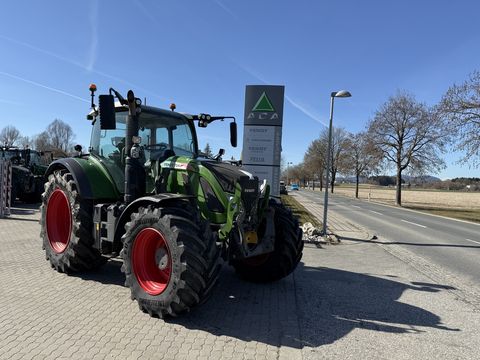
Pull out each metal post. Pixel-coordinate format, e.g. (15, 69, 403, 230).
(322, 95, 335, 235)
(0, 159, 4, 218)
(287, 161, 293, 185)
(0, 158, 12, 217)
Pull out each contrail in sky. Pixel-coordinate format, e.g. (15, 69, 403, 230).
(133, 0, 157, 24)
(212, 0, 239, 20)
(0, 98, 22, 106)
(284, 95, 328, 127)
(0, 34, 84, 69)
(0, 71, 88, 103)
(86, 0, 99, 72)
(0, 34, 165, 101)
(235, 61, 328, 127)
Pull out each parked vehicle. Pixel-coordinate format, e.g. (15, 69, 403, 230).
(0, 147, 48, 203)
(290, 183, 299, 191)
(40, 85, 304, 318)
(280, 181, 288, 194)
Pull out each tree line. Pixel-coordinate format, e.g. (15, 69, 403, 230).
(0, 119, 75, 154)
(284, 70, 480, 206)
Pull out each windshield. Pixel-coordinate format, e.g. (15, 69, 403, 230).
(1, 150, 19, 160)
(90, 110, 197, 159)
(1, 149, 47, 165)
(89, 109, 197, 191)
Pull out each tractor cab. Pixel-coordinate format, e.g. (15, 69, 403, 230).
(88, 104, 200, 193)
(89, 104, 199, 161)
(87, 87, 237, 199)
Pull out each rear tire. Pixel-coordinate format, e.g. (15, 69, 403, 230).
(40, 171, 105, 273)
(233, 201, 303, 282)
(121, 202, 221, 318)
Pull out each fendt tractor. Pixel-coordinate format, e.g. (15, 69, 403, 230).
(40, 85, 303, 318)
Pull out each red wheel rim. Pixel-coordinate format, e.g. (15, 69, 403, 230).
(132, 228, 172, 295)
(46, 189, 72, 254)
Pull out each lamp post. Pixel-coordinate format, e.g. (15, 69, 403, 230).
(322, 90, 351, 235)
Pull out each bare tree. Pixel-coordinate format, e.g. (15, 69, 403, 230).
(47, 119, 74, 152)
(19, 136, 33, 149)
(325, 127, 351, 193)
(303, 138, 326, 191)
(368, 92, 448, 206)
(203, 143, 213, 157)
(289, 164, 304, 185)
(439, 70, 480, 167)
(34, 131, 51, 152)
(0, 125, 21, 147)
(347, 132, 381, 198)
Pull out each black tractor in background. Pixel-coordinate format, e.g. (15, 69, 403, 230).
(0, 147, 49, 203)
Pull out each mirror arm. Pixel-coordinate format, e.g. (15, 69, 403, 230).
(109, 87, 128, 105)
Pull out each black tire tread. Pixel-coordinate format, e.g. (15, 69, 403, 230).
(40, 171, 105, 273)
(233, 201, 303, 283)
(121, 202, 221, 318)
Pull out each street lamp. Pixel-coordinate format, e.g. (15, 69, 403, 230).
(322, 90, 351, 235)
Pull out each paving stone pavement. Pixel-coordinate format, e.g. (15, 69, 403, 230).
(0, 204, 302, 360)
(1, 203, 479, 359)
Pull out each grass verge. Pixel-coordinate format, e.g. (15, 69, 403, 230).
(404, 206, 480, 223)
(281, 194, 322, 227)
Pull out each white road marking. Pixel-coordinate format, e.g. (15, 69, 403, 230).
(352, 205, 361, 209)
(369, 210, 383, 215)
(401, 219, 427, 228)
(466, 238, 480, 245)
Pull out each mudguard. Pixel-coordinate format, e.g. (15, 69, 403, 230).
(112, 193, 193, 252)
(45, 157, 119, 200)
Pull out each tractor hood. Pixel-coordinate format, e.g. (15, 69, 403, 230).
(200, 160, 256, 194)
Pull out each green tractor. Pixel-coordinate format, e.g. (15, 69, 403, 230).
(1, 146, 48, 203)
(40, 85, 303, 318)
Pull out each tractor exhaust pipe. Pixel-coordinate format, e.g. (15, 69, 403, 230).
(124, 90, 145, 204)
(125, 90, 138, 157)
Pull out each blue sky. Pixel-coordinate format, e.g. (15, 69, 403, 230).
(0, 0, 479, 179)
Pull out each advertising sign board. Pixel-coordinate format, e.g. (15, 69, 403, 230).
(242, 85, 284, 196)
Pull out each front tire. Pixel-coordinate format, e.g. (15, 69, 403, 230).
(121, 202, 221, 318)
(233, 201, 303, 282)
(40, 171, 104, 272)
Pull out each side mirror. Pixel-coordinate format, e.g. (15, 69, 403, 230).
(230, 122, 237, 147)
(74, 144, 82, 152)
(213, 148, 225, 161)
(98, 94, 116, 130)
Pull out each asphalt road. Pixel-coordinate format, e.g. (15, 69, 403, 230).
(297, 189, 480, 287)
